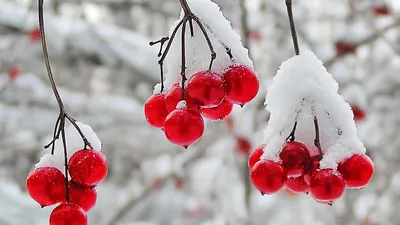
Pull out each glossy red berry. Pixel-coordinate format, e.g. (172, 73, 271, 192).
(250, 160, 286, 195)
(223, 65, 259, 105)
(304, 156, 321, 185)
(200, 99, 233, 120)
(335, 41, 357, 55)
(286, 176, 309, 193)
(28, 28, 41, 43)
(165, 84, 198, 112)
(8, 66, 21, 81)
(279, 142, 311, 178)
(310, 169, 345, 202)
(144, 94, 169, 128)
(186, 71, 226, 108)
(236, 137, 252, 155)
(50, 203, 87, 225)
(26, 167, 66, 207)
(68, 149, 108, 186)
(248, 145, 265, 169)
(338, 154, 374, 189)
(351, 105, 366, 121)
(63, 181, 97, 212)
(164, 109, 204, 148)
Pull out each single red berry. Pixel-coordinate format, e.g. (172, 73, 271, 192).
(144, 94, 169, 128)
(26, 167, 66, 207)
(373, 5, 390, 16)
(310, 169, 345, 202)
(200, 99, 233, 120)
(68, 149, 108, 186)
(223, 65, 259, 105)
(351, 105, 366, 121)
(28, 28, 41, 43)
(62, 181, 97, 212)
(279, 141, 311, 178)
(164, 109, 204, 148)
(49, 203, 87, 225)
(335, 41, 357, 55)
(338, 154, 374, 189)
(8, 66, 21, 81)
(250, 160, 286, 195)
(165, 84, 198, 112)
(286, 176, 309, 193)
(236, 137, 252, 155)
(248, 145, 265, 169)
(186, 71, 226, 108)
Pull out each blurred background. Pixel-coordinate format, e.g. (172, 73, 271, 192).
(0, 0, 400, 224)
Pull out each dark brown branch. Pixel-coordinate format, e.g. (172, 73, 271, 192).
(285, 0, 300, 55)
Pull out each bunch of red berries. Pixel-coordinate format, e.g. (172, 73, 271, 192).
(249, 141, 374, 204)
(26, 149, 108, 225)
(144, 65, 259, 148)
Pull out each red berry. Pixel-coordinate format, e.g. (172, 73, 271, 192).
(68, 149, 108, 186)
(236, 137, 252, 155)
(200, 99, 233, 120)
(286, 176, 309, 193)
(186, 71, 226, 108)
(28, 28, 41, 43)
(248, 145, 265, 169)
(50, 203, 87, 225)
(250, 160, 286, 195)
(304, 156, 321, 185)
(63, 181, 97, 212)
(310, 169, 345, 202)
(338, 154, 374, 189)
(373, 5, 390, 16)
(335, 41, 357, 55)
(8, 66, 21, 81)
(26, 167, 66, 207)
(144, 94, 169, 128)
(223, 65, 259, 105)
(164, 109, 204, 148)
(279, 142, 311, 178)
(351, 105, 366, 121)
(165, 84, 198, 112)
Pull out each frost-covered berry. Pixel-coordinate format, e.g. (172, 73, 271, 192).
(223, 65, 259, 105)
(186, 71, 226, 108)
(62, 181, 97, 212)
(310, 169, 345, 202)
(200, 99, 233, 120)
(248, 145, 265, 169)
(50, 203, 87, 225)
(279, 141, 311, 178)
(165, 84, 198, 112)
(68, 149, 108, 187)
(164, 108, 204, 148)
(250, 160, 287, 195)
(286, 176, 309, 193)
(338, 154, 374, 189)
(144, 94, 169, 128)
(26, 167, 66, 207)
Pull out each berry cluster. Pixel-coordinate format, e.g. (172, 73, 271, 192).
(145, 65, 258, 148)
(26, 149, 108, 225)
(249, 141, 374, 204)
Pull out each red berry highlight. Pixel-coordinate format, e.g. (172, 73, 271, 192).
(200, 99, 233, 120)
(26, 167, 66, 207)
(144, 94, 169, 128)
(279, 141, 311, 178)
(310, 169, 345, 202)
(338, 154, 374, 189)
(68, 149, 108, 186)
(164, 109, 204, 148)
(49, 203, 87, 225)
(250, 160, 286, 195)
(223, 65, 259, 105)
(186, 71, 226, 108)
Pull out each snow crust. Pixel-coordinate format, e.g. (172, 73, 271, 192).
(35, 122, 101, 172)
(160, 0, 253, 90)
(261, 50, 366, 169)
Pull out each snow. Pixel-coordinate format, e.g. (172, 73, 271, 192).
(35, 122, 101, 172)
(161, 0, 254, 89)
(176, 100, 187, 109)
(261, 50, 366, 169)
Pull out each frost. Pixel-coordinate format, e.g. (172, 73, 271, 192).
(261, 50, 366, 168)
(176, 100, 187, 109)
(163, 0, 253, 89)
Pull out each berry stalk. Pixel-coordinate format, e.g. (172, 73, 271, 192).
(285, 0, 300, 55)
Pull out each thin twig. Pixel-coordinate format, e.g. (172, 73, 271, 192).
(313, 117, 323, 160)
(285, 0, 300, 55)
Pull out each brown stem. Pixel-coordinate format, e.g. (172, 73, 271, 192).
(285, 0, 300, 55)
(179, 0, 192, 15)
(313, 117, 323, 159)
(181, 20, 187, 101)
